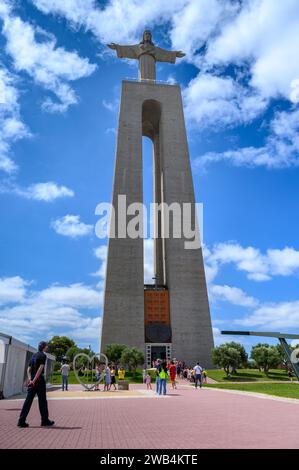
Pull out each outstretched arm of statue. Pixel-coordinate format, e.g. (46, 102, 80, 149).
(155, 46, 185, 64)
(107, 43, 138, 60)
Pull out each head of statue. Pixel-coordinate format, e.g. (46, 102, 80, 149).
(141, 30, 153, 45)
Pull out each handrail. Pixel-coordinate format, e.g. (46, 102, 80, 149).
(124, 77, 177, 86)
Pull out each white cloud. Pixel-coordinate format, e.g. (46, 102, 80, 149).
(290, 79, 299, 104)
(102, 99, 119, 113)
(0, 275, 102, 346)
(196, 107, 299, 168)
(0, 74, 5, 103)
(204, 0, 299, 102)
(51, 215, 93, 238)
(180, 0, 299, 136)
(0, 0, 96, 175)
(204, 241, 299, 333)
(70, 316, 101, 342)
(144, 238, 154, 284)
(202, 245, 218, 283)
(236, 300, 299, 330)
(25, 182, 74, 201)
(210, 284, 258, 308)
(204, 241, 299, 282)
(0, 181, 75, 201)
(38, 283, 101, 308)
(183, 73, 267, 129)
(92, 245, 107, 278)
(30, 0, 186, 44)
(0, 0, 96, 113)
(0, 276, 29, 305)
(0, 65, 30, 173)
(212, 327, 243, 346)
(29, 0, 299, 129)
(267, 247, 299, 276)
(170, 0, 237, 59)
(205, 242, 270, 282)
(94, 245, 107, 260)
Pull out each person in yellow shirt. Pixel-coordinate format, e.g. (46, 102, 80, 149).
(118, 367, 125, 380)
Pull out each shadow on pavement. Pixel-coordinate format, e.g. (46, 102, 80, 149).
(29, 426, 82, 430)
(4, 408, 22, 411)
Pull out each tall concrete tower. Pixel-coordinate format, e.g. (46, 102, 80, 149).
(101, 30, 214, 367)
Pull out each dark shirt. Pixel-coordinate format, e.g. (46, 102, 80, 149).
(29, 351, 47, 380)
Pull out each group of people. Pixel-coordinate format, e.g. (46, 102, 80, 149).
(147, 359, 207, 395)
(95, 364, 126, 391)
(61, 357, 207, 396)
(180, 364, 208, 386)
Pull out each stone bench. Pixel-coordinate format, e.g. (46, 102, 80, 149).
(118, 380, 129, 390)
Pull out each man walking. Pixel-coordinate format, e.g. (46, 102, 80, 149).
(193, 362, 203, 389)
(61, 361, 70, 391)
(18, 341, 55, 428)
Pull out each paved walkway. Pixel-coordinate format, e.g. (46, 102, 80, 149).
(1, 382, 299, 449)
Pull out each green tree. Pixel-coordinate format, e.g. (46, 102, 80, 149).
(251, 343, 281, 374)
(223, 342, 248, 371)
(212, 344, 242, 377)
(104, 343, 127, 366)
(120, 347, 144, 377)
(47, 336, 76, 362)
(65, 346, 82, 368)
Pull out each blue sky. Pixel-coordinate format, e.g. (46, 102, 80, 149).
(1, 0, 299, 354)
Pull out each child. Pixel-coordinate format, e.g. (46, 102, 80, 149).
(146, 372, 152, 390)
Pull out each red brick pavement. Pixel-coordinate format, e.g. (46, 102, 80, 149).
(1, 383, 299, 449)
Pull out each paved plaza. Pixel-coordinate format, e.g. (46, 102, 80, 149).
(1, 382, 299, 449)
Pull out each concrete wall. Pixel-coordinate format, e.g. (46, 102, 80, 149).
(3, 339, 28, 398)
(0, 333, 55, 398)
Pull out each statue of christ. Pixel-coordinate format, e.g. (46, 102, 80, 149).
(108, 30, 185, 80)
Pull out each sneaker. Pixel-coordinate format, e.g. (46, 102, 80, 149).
(17, 421, 29, 428)
(41, 420, 55, 427)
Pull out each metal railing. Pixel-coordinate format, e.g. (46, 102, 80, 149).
(124, 77, 177, 86)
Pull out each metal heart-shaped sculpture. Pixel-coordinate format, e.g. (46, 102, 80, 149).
(73, 352, 108, 391)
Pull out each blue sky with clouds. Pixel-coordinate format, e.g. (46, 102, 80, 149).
(1, 0, 299, 353)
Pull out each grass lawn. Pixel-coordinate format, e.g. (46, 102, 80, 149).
(205, 382, 299, 400)
(207, 368, 291, 382)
